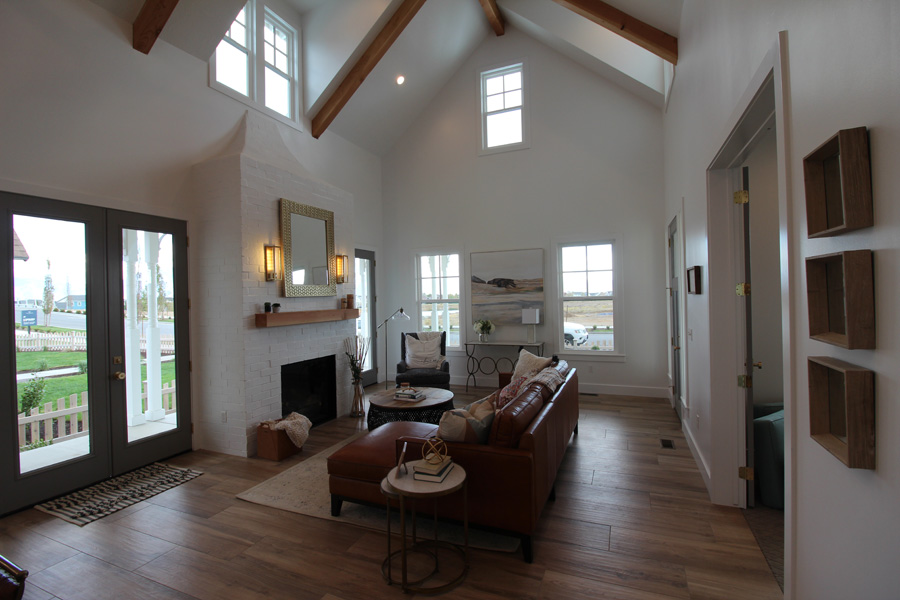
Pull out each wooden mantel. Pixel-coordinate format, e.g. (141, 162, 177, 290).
(255, 308, 360, 328)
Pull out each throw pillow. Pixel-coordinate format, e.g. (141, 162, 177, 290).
(437, 397, 495, 444)
(405, 334, 443, 369)
(512, 348, 552, 380)
(492, 376, 528, 410)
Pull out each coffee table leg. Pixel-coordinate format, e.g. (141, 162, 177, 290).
(400, 494, 407, 590)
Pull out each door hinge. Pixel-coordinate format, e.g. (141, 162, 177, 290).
(736, 283, 751, 296)
(733, 190, 749, 204)
(738, 466, 755, 480)
(738, 374, 752, 388)
(668, 238, 672, 248)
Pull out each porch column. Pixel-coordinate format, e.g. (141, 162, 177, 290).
(143, 231, 165, 421)
(123, 229, 145, 427)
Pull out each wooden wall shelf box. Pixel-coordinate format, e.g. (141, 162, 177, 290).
(805, 250, 874, 349)
(808, 356, 875, 469)
(255, 308, 360, 328)
(803, 126, 873, 238)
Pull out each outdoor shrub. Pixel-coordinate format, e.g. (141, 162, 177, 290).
(20, 377, 47, 414)
(20, 438, 53, 452)
(78, 360, 88, 374)
(37, 358, 50, 371)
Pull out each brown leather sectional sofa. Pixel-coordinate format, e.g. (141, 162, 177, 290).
(327, 364, 579, 562)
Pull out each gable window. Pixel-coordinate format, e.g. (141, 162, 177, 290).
(559, 242, 619, 354)
(211, 1, 299, 125)
(480, 63, 529, 154)
(417, 253, 461, 348)
(214, 5, 250, 95)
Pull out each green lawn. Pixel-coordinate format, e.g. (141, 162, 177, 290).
(17, 360, 177, 413)
(16, 351, 86, 372)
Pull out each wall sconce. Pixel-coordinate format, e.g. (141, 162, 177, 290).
(522, 308, 540, 344)
(264, 245, 282, 281)
(335, 254, 348, 284)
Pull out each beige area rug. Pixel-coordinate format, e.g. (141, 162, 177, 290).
(237, 433, 519, 552)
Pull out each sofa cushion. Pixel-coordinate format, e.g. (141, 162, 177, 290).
(523, 365, 565, 396)
(493, 376, 528, 409)
(512, 349, 552, 380)
(489, 384, 546, 448)
(438, 397, 495, 443)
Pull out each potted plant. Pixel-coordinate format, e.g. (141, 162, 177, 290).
(473, 319, 495, 342)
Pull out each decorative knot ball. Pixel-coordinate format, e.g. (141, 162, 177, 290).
(422, 438, 448, 464)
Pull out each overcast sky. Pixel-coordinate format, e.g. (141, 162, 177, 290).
(13, 215, 174, 302)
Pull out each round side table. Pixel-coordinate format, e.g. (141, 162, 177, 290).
(382, 460, 468, 594)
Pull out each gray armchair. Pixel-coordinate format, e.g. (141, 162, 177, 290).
(395, 331, 451, 390)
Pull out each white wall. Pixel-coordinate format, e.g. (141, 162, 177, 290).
(381, 28, 668, 396)
(0, 0, 383, 453)
(665, 1, 900, 597)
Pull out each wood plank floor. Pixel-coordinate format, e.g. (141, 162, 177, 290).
(1, 385, 783, 599)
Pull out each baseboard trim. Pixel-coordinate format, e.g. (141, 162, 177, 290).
(579, 383, 670, 398)
(683, 422, 712, 489)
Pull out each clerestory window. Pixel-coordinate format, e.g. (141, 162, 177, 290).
(211, 1, 299, 125)
(480, 63, 530, 154)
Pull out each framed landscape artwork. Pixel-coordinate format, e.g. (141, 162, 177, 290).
(470, 249, 544, 325)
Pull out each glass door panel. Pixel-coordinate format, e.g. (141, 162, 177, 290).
(13, 215, 92, 473)
(107, 211, 191, 475)
(121, 229, 178, 443)
(355, 249, 376, 386)
(1, 192, 110, 515)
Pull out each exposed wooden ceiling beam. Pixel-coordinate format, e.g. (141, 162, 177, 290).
(478, 0, 505, 36)
(133, 0, 180, 54)
(553, 0, 678, 64)
(312, 0, 427, 139)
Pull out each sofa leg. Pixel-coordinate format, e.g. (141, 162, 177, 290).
(574, 423, 579, 436)
(549, 485, 556, 502)
(330, 495, 343, 517)
(521, 536, 534, 563)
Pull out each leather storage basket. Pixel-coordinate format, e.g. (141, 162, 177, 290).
(257, 421, 299, 461)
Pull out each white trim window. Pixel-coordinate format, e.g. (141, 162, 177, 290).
(480, 63, 529, 154)
(214, 4, 251, 96)
(559, 242, 619, 353)
(211, 1, 299, 125)
(417, 253, 461, 349)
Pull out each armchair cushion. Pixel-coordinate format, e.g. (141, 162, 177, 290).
(404, 333, 444, 369)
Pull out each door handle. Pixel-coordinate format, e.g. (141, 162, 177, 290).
(673, 346, 680, 351)
(752, 362, 763, 370)
(111, 371, 126, 380)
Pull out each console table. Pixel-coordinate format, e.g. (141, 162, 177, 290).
(464, 342, 545, 390)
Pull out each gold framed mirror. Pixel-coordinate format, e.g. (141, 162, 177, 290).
(280, 199, 336, 297)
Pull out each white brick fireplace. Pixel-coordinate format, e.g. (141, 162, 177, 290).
(189, 112, 356, 457)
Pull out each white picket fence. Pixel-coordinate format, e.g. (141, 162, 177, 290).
(15, 331, 175, 355)
(18, 379, 177, 450)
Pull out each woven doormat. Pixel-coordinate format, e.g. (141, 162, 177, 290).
(35, 463, 203, 526)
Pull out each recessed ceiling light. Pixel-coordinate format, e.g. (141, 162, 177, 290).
(396, 75, 405, 85)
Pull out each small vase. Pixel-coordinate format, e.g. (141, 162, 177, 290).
(478, 333, 488, 342)
(350, 380, 365, 417)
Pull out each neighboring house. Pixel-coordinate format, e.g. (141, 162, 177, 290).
(0, 1, 897, 597)
(54, 295, 86, 311)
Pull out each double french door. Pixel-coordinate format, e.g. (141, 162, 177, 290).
(1, 192, 191, 515)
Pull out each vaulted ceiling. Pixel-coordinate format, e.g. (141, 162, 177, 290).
(88, 0, 682, 155)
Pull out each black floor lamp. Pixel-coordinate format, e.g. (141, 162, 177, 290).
(377, 307, 411, 389)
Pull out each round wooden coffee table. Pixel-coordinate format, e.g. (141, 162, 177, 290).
(366, 387, 455, 430)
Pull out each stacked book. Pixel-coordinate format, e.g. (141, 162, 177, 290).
(413, 455, 454, 483)
(394, 388, 425, 401)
